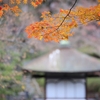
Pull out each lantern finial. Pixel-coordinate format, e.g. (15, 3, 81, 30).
(60, 40, 70, 48)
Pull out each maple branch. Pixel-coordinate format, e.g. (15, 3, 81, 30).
(52, 0, 78, 33)
(58, 0, 78, 28)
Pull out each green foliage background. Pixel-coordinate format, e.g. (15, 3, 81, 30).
(0, 42, 23, 95)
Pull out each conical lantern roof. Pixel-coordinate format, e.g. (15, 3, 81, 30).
(23, 45, 100, 73)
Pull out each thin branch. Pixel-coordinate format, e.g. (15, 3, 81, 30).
(51, 0, 78, 33)
(0, 38, 15, 42)
(0, 38, 24, 44)
(57, 0, 78, 29)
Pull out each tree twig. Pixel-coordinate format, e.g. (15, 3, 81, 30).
(51, 0, 78, 33)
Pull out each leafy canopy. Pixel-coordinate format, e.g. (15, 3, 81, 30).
(0, 0, 43, 16)
(0, 0, 100, 42)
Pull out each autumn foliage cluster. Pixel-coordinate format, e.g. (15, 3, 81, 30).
(0, 0, 43, 16)
(1, 0, 100, 42)
(25, 0, 100, 42)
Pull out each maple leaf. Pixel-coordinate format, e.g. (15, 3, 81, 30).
(0, 0, 100, 42)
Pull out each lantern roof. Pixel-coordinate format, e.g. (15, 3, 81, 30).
(23, 47, 100, 73)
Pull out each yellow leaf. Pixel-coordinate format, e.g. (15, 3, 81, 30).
(0, 10, 3, 17)
(22, 85, 25, 90)
(39, 35, 43, 40)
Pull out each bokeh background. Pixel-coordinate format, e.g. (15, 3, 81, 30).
(0, 0, 100, 100)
